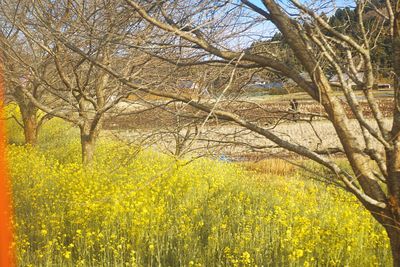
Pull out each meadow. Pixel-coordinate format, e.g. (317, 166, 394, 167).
(6, 107, 392, 266)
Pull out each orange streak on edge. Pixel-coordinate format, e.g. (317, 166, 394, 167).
(0, 56, 15, 266)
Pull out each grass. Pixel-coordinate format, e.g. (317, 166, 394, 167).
(240, 158, 297, 177)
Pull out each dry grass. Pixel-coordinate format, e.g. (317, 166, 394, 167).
(240, 158, 297, 176)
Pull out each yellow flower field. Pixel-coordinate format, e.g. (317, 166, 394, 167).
(8, 142, 391, 266)
(5, 108, 391, 266)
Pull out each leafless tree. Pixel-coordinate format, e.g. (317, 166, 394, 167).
(0, 0, 163, 164)
(0, 11, 54, 145)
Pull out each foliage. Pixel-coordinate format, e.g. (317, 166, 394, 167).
(254, 7, 392, 79)
(9, 142, 391, 266)
(328, 7, 391, 73)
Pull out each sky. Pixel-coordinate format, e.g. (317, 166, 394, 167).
(233, 0, 356, 48)
(227, 0, 357, 50)
(250, 0, 355, 9)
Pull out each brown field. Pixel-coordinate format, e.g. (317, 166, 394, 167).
(104, 93, 394, 161)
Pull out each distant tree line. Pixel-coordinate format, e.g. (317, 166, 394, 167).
(251, 5, 392, 80)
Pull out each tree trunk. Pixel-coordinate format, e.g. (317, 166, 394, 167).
(80, 131, 95, 165)
(386, 226, 400, 267)
(14, 88, 40, 146)
(19, 104, 38, 146)
(79, 119, 102, 165)
(22, 113, 37, 145)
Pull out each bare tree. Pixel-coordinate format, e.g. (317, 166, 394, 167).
(0, 13, 53, 145)
(39, 0, 400, 264)
(0, 0, 160, 164)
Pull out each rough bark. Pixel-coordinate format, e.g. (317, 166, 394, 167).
(20, 106, 38, 145)
(79, 117, 103, 165)
(80, 130, 95, 165)
(386, 226, 400, 267)
(14, 90, 39, 146)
